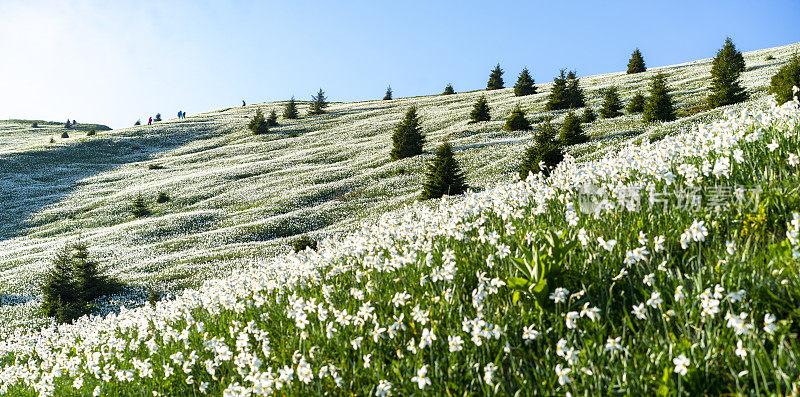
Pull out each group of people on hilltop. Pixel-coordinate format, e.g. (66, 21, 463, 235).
(177, 110, 186, 119)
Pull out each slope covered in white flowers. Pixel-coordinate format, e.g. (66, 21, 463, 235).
(2, 86, 800, 395)
(1, 43, 800, 395)
(2, 43, 797, 332)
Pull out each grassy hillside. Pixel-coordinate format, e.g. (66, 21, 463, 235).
(1, 68, 800, 396)
(0, 43, 797, 336)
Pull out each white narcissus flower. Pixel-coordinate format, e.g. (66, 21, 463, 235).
(673, 354, 690, 376)
(555, 364, 572, 386)
(632, 303, 647, 320)
(764, 313, 777, 334)
(411, 365, 431, 390)
(735, 340, 747, 359)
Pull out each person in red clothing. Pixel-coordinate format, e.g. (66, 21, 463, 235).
(148, 117, 152, 125)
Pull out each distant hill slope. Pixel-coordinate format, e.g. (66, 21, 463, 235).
(0, 42, 797, 329)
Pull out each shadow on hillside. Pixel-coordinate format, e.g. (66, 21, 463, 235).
(0, 294, 34, 307)
(0, 121, 221, 241)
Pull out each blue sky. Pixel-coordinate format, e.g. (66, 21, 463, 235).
(0, 0, 798, 129)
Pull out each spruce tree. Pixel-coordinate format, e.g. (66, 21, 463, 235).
(72, 242, 106, 303)
(708, 37, 748, 108)
(559, 111, 588, 146)
(582, 107, 596, 123)
(514, 68, 537, 96)
(390, 107, 426, 160)
(266, 110, 279, 126)
(248, 109, 269, 135)
(420, 142, 468, 200)
(283, 97, 299, 119)
(519, 120, 563, 180)
(469, 96, 491, 123)
(545, 70, 569, 111)
(442, 83, 455, 95)
(769, 54, 800, 104)
(505, 105, 531, 131)
(566, 71, 586, 108)
(308, 88, 328, 115)
(41, 245, 79, 322)
(599, 86, 623, 118)
(627, 49, 647, 74)
(131, 194, 150, 217)
(383, 86, 393, 100)
(627, 92, 645, 113)
(643, 73, 676, 122)
(487, 64, 505, 90)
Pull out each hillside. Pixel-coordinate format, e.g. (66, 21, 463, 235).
(1, 42, 800, 395)
(0, 43, 797, 333)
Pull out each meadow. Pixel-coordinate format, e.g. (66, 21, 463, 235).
(0, 42, 799, 395)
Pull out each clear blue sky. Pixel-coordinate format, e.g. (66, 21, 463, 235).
(1, 0, 798, 129)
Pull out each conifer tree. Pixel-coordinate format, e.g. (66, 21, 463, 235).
(420, 142, 468, 200)
(308, 89, 328, 115)
(582, 106, 596, 123)
(708, 37, 748, 108)
(442, 84, 455, 95)
(41, 245, 79, 322)
(643, 73, 676, 122)
(559, 111, 588, 146)
(599, 87, 623, 118)
(390, 107, 426, 160)
(487, 64, 504, 90)
(769, 54, 800, 104)
(566, 71, 586, 108)
(627, 49, 647, 74)
(545, 70, 569, 111)
(469, 96, 491, 123)
(383, 86, 393, 100)
(505, 105, 531, 131)
(519, 120, 563, 180)
(131, 194, 150, 217)
(248, 108, 270, 135)
(72, 242, 106, 303)
(283, 97, 299, 119)
(266, 110, 279, 126)
(627, 92, 645, 113)
(514, 68, 537, 96)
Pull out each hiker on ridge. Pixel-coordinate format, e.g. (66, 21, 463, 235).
(148, 117, 152, 125)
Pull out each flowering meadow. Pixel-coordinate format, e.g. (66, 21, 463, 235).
(1, 44, 800, 395)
